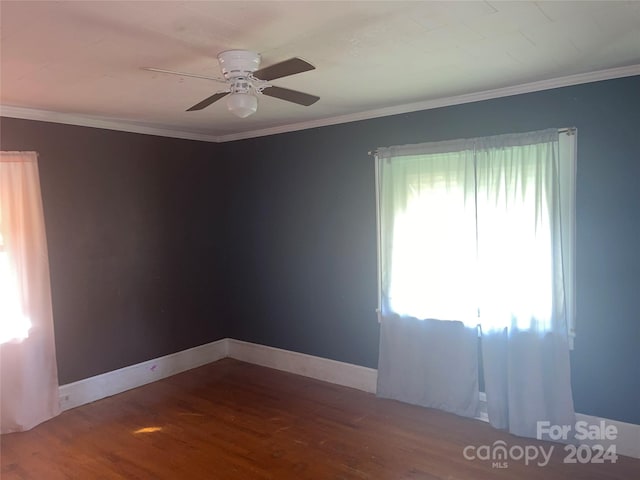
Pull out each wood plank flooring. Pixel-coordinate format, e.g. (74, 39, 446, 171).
(2, 358, 639, 479)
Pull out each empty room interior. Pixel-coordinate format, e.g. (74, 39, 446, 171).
(1, 1, 639, 479)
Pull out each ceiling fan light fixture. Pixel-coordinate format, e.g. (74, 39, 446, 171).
(226, 92, 258, 118)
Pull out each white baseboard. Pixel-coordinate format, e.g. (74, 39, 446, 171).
(57, 337, 638, 459)
(58, 339, 227, 411)
(58, 338, 376, 412)
(226, 339, 378, 394)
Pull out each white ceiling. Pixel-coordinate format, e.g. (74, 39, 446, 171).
(1, 1, 640, 142)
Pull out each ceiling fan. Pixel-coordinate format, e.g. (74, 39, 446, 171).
(143, 50, 320, 118)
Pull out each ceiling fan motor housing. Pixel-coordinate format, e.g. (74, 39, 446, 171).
(218, 50, 261, 79)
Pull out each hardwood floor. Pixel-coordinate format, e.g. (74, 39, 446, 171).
(2, 358, 638, 479)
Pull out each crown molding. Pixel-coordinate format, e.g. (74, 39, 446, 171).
(2, 64, 639, 144)
(0, 105, 221, 143)
(215, 64, 640, 142)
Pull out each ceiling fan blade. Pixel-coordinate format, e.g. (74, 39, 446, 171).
(253, 58, 315, 81)
(143, 67, 227, 84)
(186, 92, 229, 112)
(261, 86, 320, 106)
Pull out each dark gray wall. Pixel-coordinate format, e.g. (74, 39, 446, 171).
(219, 132, 379, 367)
(0, 119, 230, 384)
(221, 75, 640, 425)
(1, 74, 638, 425)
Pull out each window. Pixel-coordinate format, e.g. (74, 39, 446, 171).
(0, 232, 32, 343)
(376, 129, 576, 342)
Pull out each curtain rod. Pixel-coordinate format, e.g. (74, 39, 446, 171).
(0, 151, 39, 162)
(368, 127, 576, 156)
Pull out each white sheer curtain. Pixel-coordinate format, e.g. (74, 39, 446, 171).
(474, 132, 574, 438)
(474, 131, 563, 333)
(380, 144, 478, 324)
(1, 151, 60, 433)
(376, 139, 481, 417)
(376, 129, 575, 438)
